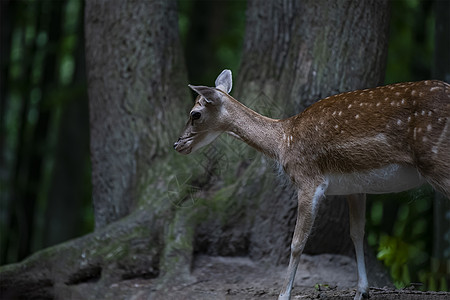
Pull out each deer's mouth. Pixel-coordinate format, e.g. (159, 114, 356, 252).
(173, 137, 193, 154)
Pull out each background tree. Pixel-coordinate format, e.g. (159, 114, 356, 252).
(85, 0, 189, 229)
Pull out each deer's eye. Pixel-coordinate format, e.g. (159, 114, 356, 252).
(191, 111, 201, 120)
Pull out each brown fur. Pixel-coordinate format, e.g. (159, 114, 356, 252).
(279, 80, 450, 196)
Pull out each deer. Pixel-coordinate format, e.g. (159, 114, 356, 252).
(173, 69, 450, 300)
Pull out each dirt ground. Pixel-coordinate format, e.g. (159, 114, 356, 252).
(80, 254, 449, 300)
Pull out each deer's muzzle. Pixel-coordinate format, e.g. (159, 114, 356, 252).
(173, 137, 193, 154)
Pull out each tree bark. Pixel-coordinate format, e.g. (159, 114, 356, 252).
(85, 0, 190, 229)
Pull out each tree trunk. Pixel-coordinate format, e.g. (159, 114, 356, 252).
(85, 0, 190, 229)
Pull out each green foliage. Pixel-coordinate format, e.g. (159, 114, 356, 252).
(418, 258, 450, 292)
(367, 185, 448, 291)
(377, 235, 420, 288)
(385, 0, 434, 83)
(314, 283, 330, 291)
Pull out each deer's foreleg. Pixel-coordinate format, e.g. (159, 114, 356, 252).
(278, 182, 327, 300)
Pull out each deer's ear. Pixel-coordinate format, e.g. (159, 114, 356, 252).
(215, 69, 232, 93)
(189, 85, 224, 105)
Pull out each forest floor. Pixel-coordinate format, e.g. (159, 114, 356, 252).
(84, 254, 449, 300)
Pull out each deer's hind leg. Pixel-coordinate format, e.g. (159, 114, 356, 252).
(419, 118, 450, 198)
(347, 194, 369, 300)
(418, 154, 450, 199)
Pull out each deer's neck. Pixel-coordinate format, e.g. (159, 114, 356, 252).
(225, 99, 284, 159)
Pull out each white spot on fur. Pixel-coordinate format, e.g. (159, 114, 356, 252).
(355, 114, 360, 119)
(286, 135, 293, 147)
(376, 133, 387, 142)
(435, 120, 449, 153)
(397, 120, 402, 126)
(427, 124, 432, 131)
(430, 86, 440, 92)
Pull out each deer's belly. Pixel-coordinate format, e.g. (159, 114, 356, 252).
(324, 164, 426, 195)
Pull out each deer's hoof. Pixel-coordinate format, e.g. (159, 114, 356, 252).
(354, 290, 369, 300)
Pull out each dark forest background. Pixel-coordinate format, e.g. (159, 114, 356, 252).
(1, 0, 449, 293)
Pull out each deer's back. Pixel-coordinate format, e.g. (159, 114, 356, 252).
(282, 80, 450, 184)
